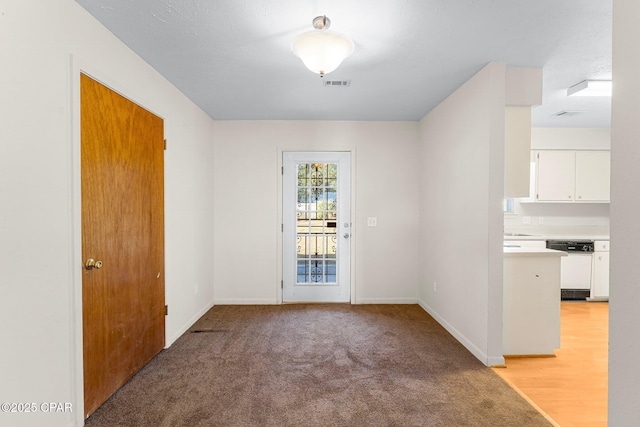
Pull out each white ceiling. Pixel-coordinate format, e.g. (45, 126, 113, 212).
(75, 0, 612, 127)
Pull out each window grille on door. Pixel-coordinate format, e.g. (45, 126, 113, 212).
(296, 163, 338, 284)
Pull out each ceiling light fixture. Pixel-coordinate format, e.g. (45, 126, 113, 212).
(567, 80, 612, 97)
(291, 16, 354, 77)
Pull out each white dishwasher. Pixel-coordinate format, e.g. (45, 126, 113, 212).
(546, 240, 594, 300)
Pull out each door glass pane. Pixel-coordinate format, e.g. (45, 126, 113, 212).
(297, 164, 309, 187)
(296, 235, 308, 258)
(326, 164, 337, 186)
(298, 188, 310, 205)
(295, 162, 338, 285)
(325, 260, 336, 282)
(296, 218, 311, 234)
(297, 260, 309, 283)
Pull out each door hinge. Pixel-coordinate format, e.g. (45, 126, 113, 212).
(165, 305, 168, 315)
(281, 223, 284, 232)
(281, 166, 284, 175)
(164, 139, 167, 150)
(536, 152, 539, 159)
(281, 280, 283, 289)
(536, 194, 539, 200)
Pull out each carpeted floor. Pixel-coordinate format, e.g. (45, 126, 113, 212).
(85, 304, 552, 427)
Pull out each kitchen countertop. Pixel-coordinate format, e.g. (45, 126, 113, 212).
(503, 234, 610, 241)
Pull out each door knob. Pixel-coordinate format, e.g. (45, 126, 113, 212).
(85, 258, 103, 270)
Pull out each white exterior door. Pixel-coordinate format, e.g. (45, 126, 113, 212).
(283, 152, 351, 302)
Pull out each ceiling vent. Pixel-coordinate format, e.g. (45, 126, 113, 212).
(553, 110, 584, 117)
(323, 79, 351, 87)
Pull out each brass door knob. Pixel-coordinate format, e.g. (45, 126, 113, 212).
(85, 259, 103, 270)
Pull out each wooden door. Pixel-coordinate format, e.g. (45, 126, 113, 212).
(81, 74, 165, 417)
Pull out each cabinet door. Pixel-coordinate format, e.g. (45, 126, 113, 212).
(536, 151, 575, 201)
(575, 151, 610, 202)
(592, 252, 610, 298)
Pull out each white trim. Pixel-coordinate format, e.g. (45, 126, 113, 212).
(69, 55, 170, 424)
(417, 299, 505, 367)
(213, 298, 280, 305)
(356, 298, 419, 304)
(349, 148, 357, 304)
(166, 299, 216, 346)
(276, 146, 284, 304)
(69, 53, 85, 426)
(281, 150, 353, 303)
(277, 146, 357, 305)
(487, 354, 506, 367)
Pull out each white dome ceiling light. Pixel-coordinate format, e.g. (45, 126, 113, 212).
(291, 16, 354, 77)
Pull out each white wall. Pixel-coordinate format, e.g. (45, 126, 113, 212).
(531, 127, 611, 150)
(5, 0, 635, 423)
(417, 63, 506, 366)
(610, 0, 640, 423)
(212, 121, 420, 304)
(0, 1, 215, 425)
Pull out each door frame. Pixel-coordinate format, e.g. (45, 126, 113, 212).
(276, 147, 357, 304)
(69, 56, 166, 424)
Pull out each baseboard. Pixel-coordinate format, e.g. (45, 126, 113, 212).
(417, 299, 505, 367)
(213, 298, 279, 305)
(355, 297, 418, 304)
(166, 299, 216, 347)
(487, 355, 506, 367)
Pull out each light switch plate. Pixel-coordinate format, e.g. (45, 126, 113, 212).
(367, 217, 377, 227)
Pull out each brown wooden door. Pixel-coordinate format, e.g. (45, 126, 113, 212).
(80, 74, 165, 417)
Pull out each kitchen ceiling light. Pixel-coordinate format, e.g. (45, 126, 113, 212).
(291, 16, 354, 77)
(567, 80, 612, 97)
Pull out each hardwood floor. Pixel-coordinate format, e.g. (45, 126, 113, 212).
(493, 301, 609, 427)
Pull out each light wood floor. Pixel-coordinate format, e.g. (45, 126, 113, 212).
(493, 302, 609, 427)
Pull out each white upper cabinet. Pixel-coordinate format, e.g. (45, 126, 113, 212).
(575, 151, 611, 202)
(536, 151, 576, 201)
(535, 150, 610, 202)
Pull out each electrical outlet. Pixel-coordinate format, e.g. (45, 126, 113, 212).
(367, 217, 378, 227)
(433, 281, 437, 292)
(523, 216, 531, 224)
(538, 217, 544, 225)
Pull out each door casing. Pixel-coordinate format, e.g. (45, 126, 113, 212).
(70, 59, 167, 423)
(278, 149, 356, 304)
